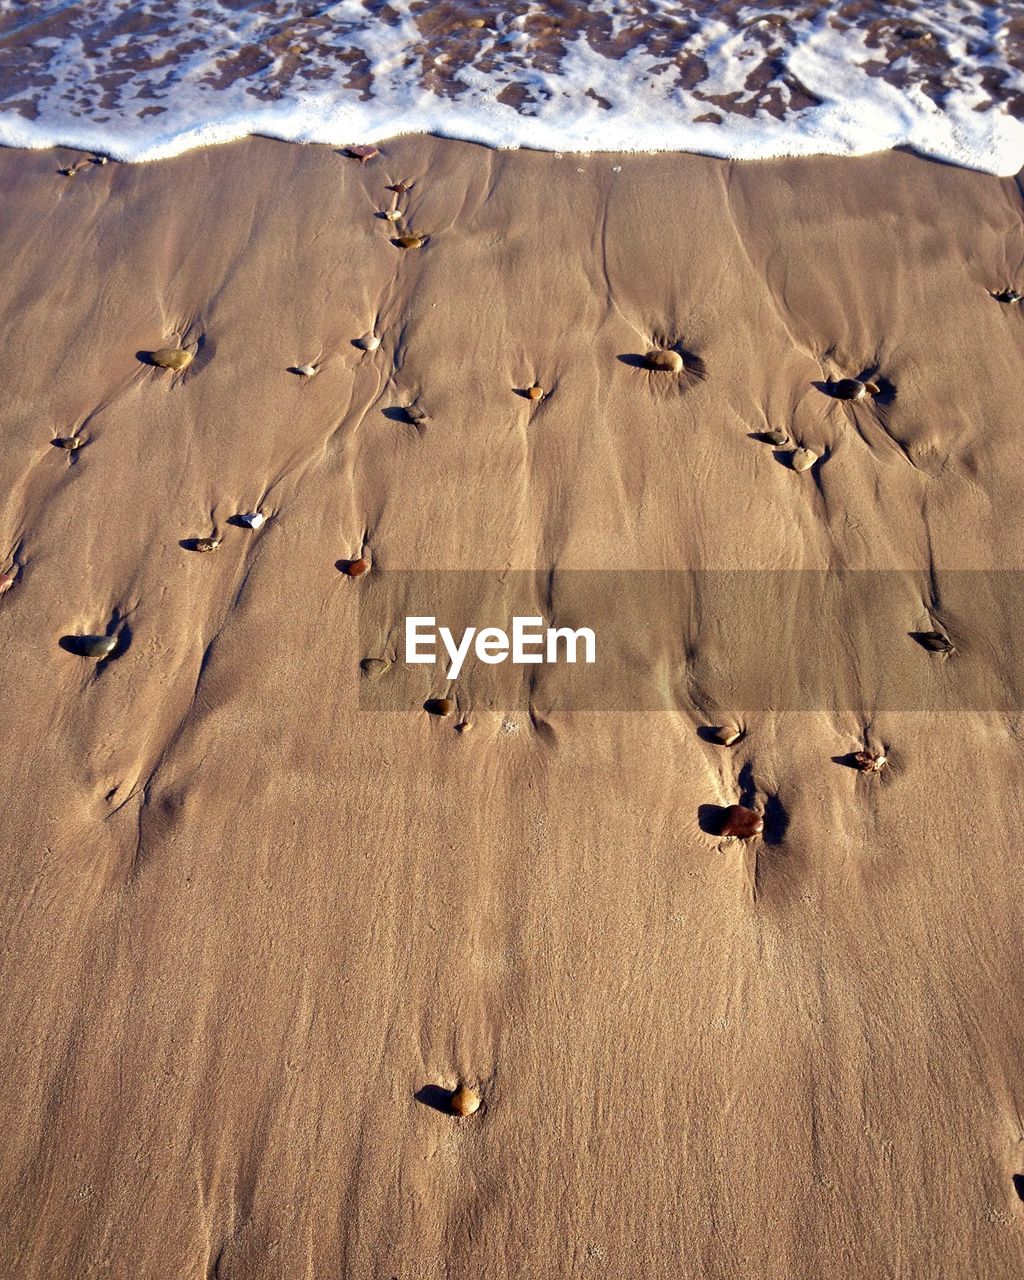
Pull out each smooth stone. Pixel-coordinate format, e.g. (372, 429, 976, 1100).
(719, 805, 763, 839)
(917, 630, 954, 654)
(396, 234, 425, 249)
(149, 348, 193, 371)
(711, 723, 743, 746)
(346, 144, 379, 162)
(346, 557, 371, 578)
(357, 334, 380, 351)
(0, 569, 17, 596)
(193, 537, 220, 553)
(239, 512, 265, 530)
(389, 180, 413, 193)
(646, 349, 684, 373)
(853, 750, 887, 772)
(425, 697, 455, 717)
(830, 377, 879, 401)
(790, 447, 818, 472)
(383, 209, 402, 222)
(53, 436, 83, 450)
(449, 1083, 481, 1117)
(527, 384, 544, 401)
(763, 429, 789, 446)
(294, 363, 318, 377)
(69, 634, 116, 659)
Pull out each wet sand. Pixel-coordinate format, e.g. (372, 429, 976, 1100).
(1, 136, 1024, 1278)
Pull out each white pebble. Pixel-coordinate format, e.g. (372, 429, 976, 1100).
(240, 512, 266, 530)
(358, 334, 380, 351)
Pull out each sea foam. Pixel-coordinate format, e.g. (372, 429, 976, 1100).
(0, 1, 1021, 174)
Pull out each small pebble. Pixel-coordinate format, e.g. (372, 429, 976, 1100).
(790, 447, 819, 472)
(238, 512, 265, 530)
(449, 1083, 481, 1117)
(710, 723, 743, 746)
(853, 750, 887, 773)
(346, 144, 379, 162)
(646, 349, 684, 373)
(719, 805, 763, 839)
(917, 630, 954, 654)
(763, 429, 789, 446)
(357, 334, 380, 351)
(53, 435, 83, 451)
(455, 720, 473, 733)
(994, 288, 1022, 303)
(92, 155, 108, 165)
(383, 208, 402, 222)
(389, 180, 413, 193)
(68, 634, 117, 659)
(149, 347, 193, 371)
(830, 377, 877, 401)
(345, 557, 371, 578)
(294, 363, 318, 378)
(527, 384, 544, 401)
(396, 234, 425, 249)
(426, 697, 455, 717)
(193, 537, 220, 553)
(0, 568, 17, 596)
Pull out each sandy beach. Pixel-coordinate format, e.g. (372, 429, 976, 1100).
(1, 134, 1024, 1277)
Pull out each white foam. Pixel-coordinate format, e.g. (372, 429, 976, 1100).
(0, 1, 1021, 174)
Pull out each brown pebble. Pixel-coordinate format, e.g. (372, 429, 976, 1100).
(346, 557, 371, 578)
(396, 234, 425, 249)
(426, 697, 455, 717)
(149, 347, 193, 371)
(193, 537, 220, 553)
(389, 180, 414, 193)
(790, 447, 818, 472)
(719, 805, 763, 839)
(0, 569, 17, 596)
(853, 750, 887, 773)
(527, 384, 544, 401)
(830, 377, 879, 401)
(646, 349, 684, 373)
(917, 630, 954, 654)
(53, 435, 83, 450)
(449, 1083, 481, 1117)
(346, 144, 379, 162)
(710, 723, 743, 746)
(763, 429, 789, 446)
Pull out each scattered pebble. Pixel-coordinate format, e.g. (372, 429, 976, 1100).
(993, 288, 1022, 303)
(455, 720, 473, 733)
(356, 334, 380, 351)
(829, 377, 878, 401)
(238, 512, 265, 530)
(92, 155, 109, 166)
(527, 384, 544, 401)
(426, 697, 455, 717)
(345, 557, 371, 578)
(396, 233, 425, 249)
(719, 805, 763, 839)
(853, 750, 887, 772)
(389, 180, 414, 193)
(646, 349, 684, 373)
(192, 536, 220, 553)
(60, 161, 88, 177)
(346, 144, 379, 162)
(0, 568, 17, 596)
(763, 429, 789, 446)
(449, 1083, 481, 1116)
(293, 363, 319, 378)
(149, 347, 193, 371)
(52, 435, 83, 451)
(790, 446, 819, 472)
(710, 723, 743, 746)
(383, 208, 402, 222)
(67, 634, 117, 659)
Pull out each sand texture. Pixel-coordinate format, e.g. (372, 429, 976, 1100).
(1, 136, 1024, 1278)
